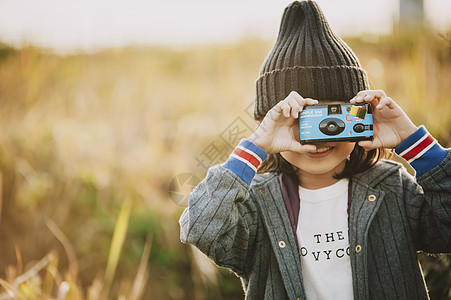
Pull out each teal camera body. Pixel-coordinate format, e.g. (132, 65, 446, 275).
(299, 103, 373, 144)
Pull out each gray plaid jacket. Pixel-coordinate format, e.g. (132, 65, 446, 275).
(179, 153, 451, 299)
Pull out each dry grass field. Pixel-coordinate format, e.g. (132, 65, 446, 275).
(0, 28, 449, 299)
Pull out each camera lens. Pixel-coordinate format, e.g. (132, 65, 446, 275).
(327, 122, 338, 132)
(319, 118, 345, 136)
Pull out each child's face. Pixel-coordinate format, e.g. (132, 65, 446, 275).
(281, 141, 355, 180)
(280, 100, 355, 186)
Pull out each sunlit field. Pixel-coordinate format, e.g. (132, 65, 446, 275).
(0, 29, 450, 299)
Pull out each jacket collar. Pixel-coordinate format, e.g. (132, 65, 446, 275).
(352, 159, 402, 188)
(251, 173, 306, 299)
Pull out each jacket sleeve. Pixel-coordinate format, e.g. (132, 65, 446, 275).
(395, 126, 451, 252)
(179, 139, 268, 275)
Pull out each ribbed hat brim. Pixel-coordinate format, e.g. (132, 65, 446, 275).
(254, 65, 369, 120)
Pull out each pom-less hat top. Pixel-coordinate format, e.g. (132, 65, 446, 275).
(254, 0, 370, 120)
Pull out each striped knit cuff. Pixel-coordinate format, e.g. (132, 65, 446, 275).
(395, 125, 447, 177)
(223, 139, 268, 185)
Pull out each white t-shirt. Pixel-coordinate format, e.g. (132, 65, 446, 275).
(296, 178, 354, 300)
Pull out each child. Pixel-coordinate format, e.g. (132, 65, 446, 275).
(179, 1, 451, 299)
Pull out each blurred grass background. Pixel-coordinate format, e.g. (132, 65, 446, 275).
(0, 28, 450, 299)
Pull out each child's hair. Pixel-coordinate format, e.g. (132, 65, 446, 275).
(258, 146, 390, 184)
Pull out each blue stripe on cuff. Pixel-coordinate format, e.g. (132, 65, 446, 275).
(239, 139, 269, 162)
(409, 143, 447, 177)
(223, 158, 257, 185)
(395, 126, 448, 177)
(223, 139, 268, 185)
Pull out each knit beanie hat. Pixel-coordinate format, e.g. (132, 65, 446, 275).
(254, 0, 370, 120)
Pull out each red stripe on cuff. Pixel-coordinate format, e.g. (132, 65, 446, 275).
(402, 135, 434, 161)
(233, 148, 261, 169)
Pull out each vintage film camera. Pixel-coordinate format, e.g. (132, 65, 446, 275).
(299, 103, 373, 144)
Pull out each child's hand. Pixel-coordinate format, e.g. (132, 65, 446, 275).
(351, 90, 418, 150)
(248, 91, 318, 154)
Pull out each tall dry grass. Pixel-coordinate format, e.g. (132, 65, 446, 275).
(0, 28, 449, 299)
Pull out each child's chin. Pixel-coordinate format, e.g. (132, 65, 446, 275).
(298, 160, 346, 176)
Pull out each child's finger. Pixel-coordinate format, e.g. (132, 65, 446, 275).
(352, 90, 370, 102)
(358, 140, 377, 150)
(274, 100, 284, 112)
(373, 89, 387, 98)
(281, 101, 292, 117)
(290, 143, 317, 153)
(287, 96, 302, 118)
(272, 100, 290, 120)
(277, 91, 319, 119)
(292, 106, 301, 118)
(302, 98, 319, 106)
(292, 97, 318, 118)
(278, 91, 299, 118)
(274, 99, 290, 117)
(363, 94, 375, 101)
(376, 96, 396, 110)
(351, 89, 386, 103)
(285, 92, 316, 118)
(287, 91, 304, 118)
(350, 92, 366, 103)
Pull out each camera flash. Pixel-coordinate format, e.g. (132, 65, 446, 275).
(349, 105, 367, 119)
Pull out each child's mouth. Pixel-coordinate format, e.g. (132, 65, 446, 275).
(314, 146, 332, 153)
(307, 146, 334, 157)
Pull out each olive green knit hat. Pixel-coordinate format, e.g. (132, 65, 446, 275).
(254, 0, 370, 120)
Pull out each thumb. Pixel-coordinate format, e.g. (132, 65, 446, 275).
(358, 140, 377, 151)
(289, 143, 316, 153)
